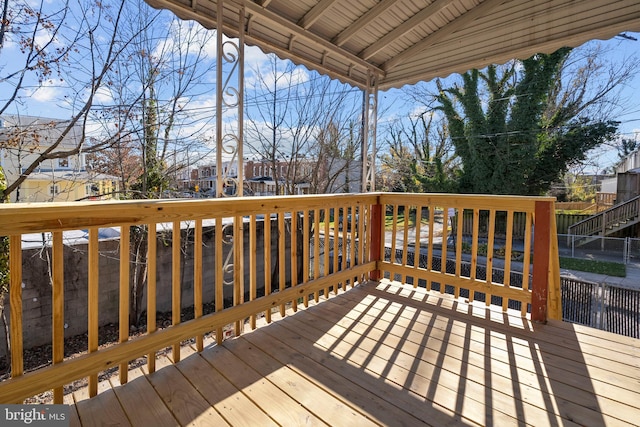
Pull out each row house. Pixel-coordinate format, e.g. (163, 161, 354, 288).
(190, 161, 238, 195)
(0, 115, 119, 202)
(187, 157, 362, 197)
(244, 158, 312, 196)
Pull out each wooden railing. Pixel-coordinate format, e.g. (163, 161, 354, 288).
(0, 193, 560, 404)
(596, 192, 616, 207)
(376, 193, 560, 321)
(567, 195, 640, 237)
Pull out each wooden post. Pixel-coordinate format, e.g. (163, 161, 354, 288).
(601, 212, 606, 251)
(118, 226, 130, 384)
(9, 236, 23, 388)
(52, 232, 64, 403)
(369, 199, 383, 281)
(88, 228, 100, 397)
(547, 209, 562, 320)
(531, 201, 552, 323)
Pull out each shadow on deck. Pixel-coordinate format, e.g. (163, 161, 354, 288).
(67, 281, 640, 427)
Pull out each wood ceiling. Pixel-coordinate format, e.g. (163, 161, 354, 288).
(144, 0, 640, 90)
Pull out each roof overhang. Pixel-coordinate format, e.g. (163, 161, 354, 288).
(144, 0, 640, 91)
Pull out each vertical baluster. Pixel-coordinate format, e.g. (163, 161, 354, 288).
(369, 202, 383, 282)
(454, 208, 463, 299)
(194, 220, 203, 351)
(502, 211, 514, 312)
(333, 207, 340, 293)
(522, 212, 533, 317)
(426, 205, 434, 291)
(9, 235, 23, 390)
(172, 221, 181, 362)
(440, 205, 449, 294)
(359, 205, 368, 283)
(323, 208, 330, 298)
(235, 215, 245, 335)
(215, 216, 224, 343)
(119, 226, 130, 383)
(249, 215, 257, 329)
(413, 206, 422, 288)
(52, 231, 65, 403)
(339, 205, 347, 290)
(88, 228, 99, 397)
(264, 214, 272, 323)
(401, 205, 409, 284)
(290, 211, 298, 311)
(302, 209, 310, 307)
(391, 205, 398, 277)
(147, 223, 157, 372)
(470, 208, 480, 303)
(486, 210, 496, 306)
(349, 204, 357, 288)
(313, 208, 320, 302)
(278, 212, 286, 316)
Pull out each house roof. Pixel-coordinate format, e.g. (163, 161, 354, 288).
(143, 0, 640, 90)
(24, 171, 118, 182)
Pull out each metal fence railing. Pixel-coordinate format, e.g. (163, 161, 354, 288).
(383, 247, 640, 339)
(384, 246, 640, 338)
(561, 278, 640, 339)
(558, 234, 640, 266)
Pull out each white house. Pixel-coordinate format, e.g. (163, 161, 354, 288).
(0, 115, 119, 202)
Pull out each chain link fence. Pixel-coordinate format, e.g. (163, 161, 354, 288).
(558, 234, 640, 266)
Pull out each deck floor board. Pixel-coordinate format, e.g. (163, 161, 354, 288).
(67, 280, 640, 427)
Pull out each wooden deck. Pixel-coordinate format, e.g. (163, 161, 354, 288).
(65, 280, 640, 427)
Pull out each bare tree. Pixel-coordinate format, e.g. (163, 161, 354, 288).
(0, 0, 146, 374)
(0, 0, 219, 343)
(89, 3, 216, 199)
(0, 0, 153, 199)
(379, 112, 458, 192)
(244, 55, 362, 195)
(84, 3, 217, 324)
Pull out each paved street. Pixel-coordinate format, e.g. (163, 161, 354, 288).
(387, 217, 640, 290)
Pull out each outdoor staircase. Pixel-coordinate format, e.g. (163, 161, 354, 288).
(567, 195, 640, 245)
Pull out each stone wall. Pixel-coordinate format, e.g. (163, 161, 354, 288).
(0, 219, 295, 359)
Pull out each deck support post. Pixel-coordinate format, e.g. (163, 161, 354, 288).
(369, 198, 383, 281)
(532, 200, 552, 323)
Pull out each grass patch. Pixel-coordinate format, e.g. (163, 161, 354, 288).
(559, 257, 626, 277)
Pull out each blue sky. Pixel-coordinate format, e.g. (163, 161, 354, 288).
(1, 1, 637, 173)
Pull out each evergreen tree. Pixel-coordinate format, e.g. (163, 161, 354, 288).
(436, 48, 618, 195)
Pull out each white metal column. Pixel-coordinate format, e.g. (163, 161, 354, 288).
(216, 1, 244, 197)
(361, 71, 378, 192)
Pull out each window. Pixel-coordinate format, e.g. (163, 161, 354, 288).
(49, 185, 59, 196)
(86, 183, 99, 195)
(58, 157, 69, 168)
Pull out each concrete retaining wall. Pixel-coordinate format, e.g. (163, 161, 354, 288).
(0, 220, 294, 359)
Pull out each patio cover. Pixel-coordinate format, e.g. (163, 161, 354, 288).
(143, 0, 640, 90)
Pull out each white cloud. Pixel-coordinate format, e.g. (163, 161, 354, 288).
(28, 79, 61, 102)
(93, 86, 113, 104)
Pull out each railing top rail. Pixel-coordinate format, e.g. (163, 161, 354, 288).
(379, 192, 555, 211)
(0, 193, 379, 235)
(0, 192, 558, 235)
(568, 195, 640, 234)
